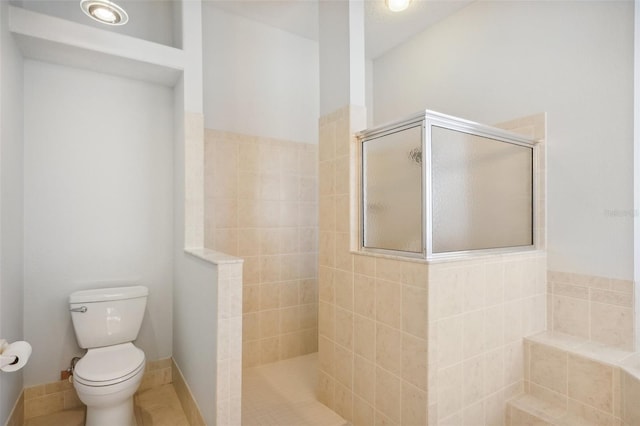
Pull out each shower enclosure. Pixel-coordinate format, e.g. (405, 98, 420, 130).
(358, 110, 537, 259)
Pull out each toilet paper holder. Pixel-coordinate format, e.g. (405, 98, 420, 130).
(0, 339, 19, 369)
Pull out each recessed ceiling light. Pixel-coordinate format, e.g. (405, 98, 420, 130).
(80, 0, 128, 26)
(385, 0, 412, 12)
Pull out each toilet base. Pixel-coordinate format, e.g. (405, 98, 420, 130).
(85, 397, 136, 426)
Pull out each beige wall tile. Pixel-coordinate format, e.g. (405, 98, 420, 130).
(552, 282, 588, 299)
(335, 232, 352, 271)
(609, 279, 633, 294)
(463, 310, 485, 359)
(463, 265, 486, 311)
(402, 333, 427, 391)
(462, 355, 484, 407)
(243, 286, 260, 313)
(354, 315, 376, 362)
(242, 312, 260, 341)
(280, 333, 302, 359)
(259, 282, 280, 310)
(401, 262, 428, 289)
(483, 304, 504, 351)
(590, 289, 633, 307)
(354, 255, 376, 277)
(318, 301, 335, 340)
(401, 382, 427, 426)
(567, 399, 615, 425)
(484, 262, 505, 307)
(435, 269, 464, 319)
(300, 304, 318, 329)
(319, 195, 336, 232)
(504, 342, 524, 388)
(319, 336, 335, 376)
(503, 261, 523, 301)
(376, 258, 403, 283)
(437, 363, 463, 421)
(335, 308, 354, 349)
(334, 382, 353, 421)
(335, 345, 354, 390)
(375, 367, 402, 424)
(260, 337, 280, 364)
(402, 285, 428, 339)
(354, 274, 375, 318)
(353, 396, 375, 426)
(319, 266, 335, 303)
(243, 340, 260, 368)
(335, 268, 354, 310)
(376, 279, 401, 328)
(484, 390, 505, 426)
(529, 343, 567, 394)
(590, 302, 633, 349)
(279, 281, 299, 307)
(280, 306, 299, 333)
(462, 400, 485, 426)
(552, 295, 589, 338)
(376, 324, 402, 376)
(259, 310, 279, 338)
(317, 370, 335, 408)
(504, 300, 524, 344)
(568, 354, 613, 412)
(484, 348, 505, 396)
(354, 355, 376, 404)
(437, 316, 463, 369)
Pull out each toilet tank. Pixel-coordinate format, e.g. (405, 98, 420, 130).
(69, 286, 148, 349)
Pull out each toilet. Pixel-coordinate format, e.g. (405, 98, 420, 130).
(69, 286, 149, 426)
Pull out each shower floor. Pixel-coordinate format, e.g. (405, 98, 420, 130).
(242, 353, 348, 426)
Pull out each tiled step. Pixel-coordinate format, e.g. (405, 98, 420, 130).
(507, 394, 606, 426)
(509, 331, 632, 426)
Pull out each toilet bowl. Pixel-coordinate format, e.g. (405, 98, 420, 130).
(73, 343, 145, 426)
(69, 286, 149, 426)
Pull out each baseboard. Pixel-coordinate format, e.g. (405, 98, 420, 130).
(23, 357, 172, 420)
(4, 391, 24, 426)
(172, 358, 206, 426)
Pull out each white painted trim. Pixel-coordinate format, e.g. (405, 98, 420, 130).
(634, 0, 639, 351)
(8, 5, 184, 86)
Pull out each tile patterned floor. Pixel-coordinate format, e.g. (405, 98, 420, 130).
(24, 384, 189, 426)
(242, 353, 348, 426)
(24, 353, 345, 426)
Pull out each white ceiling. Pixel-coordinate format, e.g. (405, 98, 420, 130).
(205, 0, 473, 59)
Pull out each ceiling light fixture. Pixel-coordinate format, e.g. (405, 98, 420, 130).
(80, 0, 128, 26)
(385, 0, 412, 12)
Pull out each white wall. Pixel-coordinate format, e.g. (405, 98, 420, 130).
(13, 0, 178, 48)
(0, 0, 25, 421)
(373, 0, 634, 279)
(23, 60, 174, 385)
(202, 4, 319, 144)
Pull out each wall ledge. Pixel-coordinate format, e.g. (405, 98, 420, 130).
(184, 247, 243, 265)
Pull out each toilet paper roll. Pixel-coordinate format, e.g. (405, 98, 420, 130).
(1, 341, 32, 372)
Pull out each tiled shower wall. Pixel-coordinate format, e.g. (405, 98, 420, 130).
(204, 130, 319, 368)
(317, 105, 431, 424)
(317, 107, 548, 425)
(428, 253, 547, 424)
(547, 271, 634, 350)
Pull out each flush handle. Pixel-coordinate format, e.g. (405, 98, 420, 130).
(70, 306, 87, 313)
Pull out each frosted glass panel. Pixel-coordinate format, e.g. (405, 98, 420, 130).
(431, 126, 533, 253)
(363, 125, 423, 253)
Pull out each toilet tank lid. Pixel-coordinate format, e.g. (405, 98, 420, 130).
(69, 286, 149, 304)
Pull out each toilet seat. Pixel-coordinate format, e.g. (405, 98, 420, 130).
(74, 342, 145, 387)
